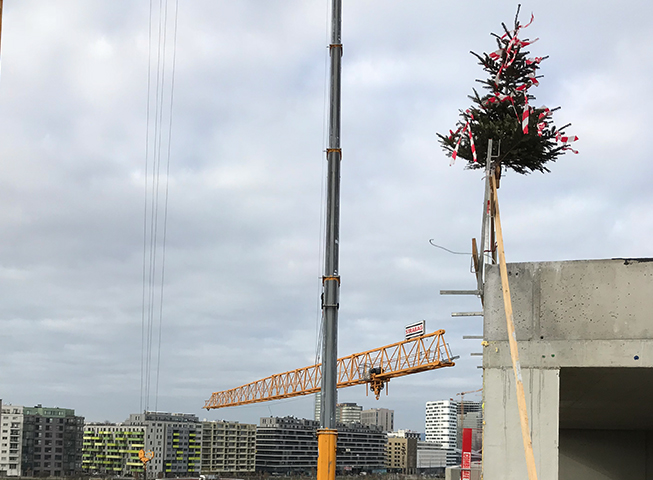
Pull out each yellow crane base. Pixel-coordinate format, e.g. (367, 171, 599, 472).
(317, 428, 337, 480)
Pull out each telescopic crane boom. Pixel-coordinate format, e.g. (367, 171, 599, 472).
(204, 329, 455, 410)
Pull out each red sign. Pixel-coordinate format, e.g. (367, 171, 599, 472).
(461, 428, 472, 480)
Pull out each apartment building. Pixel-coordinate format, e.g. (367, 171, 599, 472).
(256, 416, 386, 474)
(124, 411, 201, 477)
(386, 436, 417, 474)
(0, 404, 23, 476)
(200, 420, 256, 474)
(82, 424, 146, 476)
(21, 405, 84, 477)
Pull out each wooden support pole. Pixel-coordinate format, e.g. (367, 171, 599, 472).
(490, 175, 539, 480)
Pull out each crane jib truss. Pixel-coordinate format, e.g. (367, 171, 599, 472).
(204, 330, 455, 410)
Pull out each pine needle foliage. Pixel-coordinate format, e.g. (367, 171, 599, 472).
(438, 9, 573, 174)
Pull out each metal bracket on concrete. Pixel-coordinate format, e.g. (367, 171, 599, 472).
(452, 312, 484, 317)
(440, 290, 480, 295)
(470, 353, 483, 356)
(463, 335, 484, 340)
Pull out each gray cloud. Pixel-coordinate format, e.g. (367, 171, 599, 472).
(0, 0, 651, 434)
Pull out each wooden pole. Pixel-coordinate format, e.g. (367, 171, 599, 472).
(489, 175, 539, 480)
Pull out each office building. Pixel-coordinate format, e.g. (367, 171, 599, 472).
(200, 420, 256, 474)
(82, 424, 146, 476)
(124, 411, 201, 477)
(425, 400, 457, 448)
(336, 403, 362, 425)
(361, 408, 394, 432)
(416, 441, 457, 473)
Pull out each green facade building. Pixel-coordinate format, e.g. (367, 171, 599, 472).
(82, 425, 146, 476)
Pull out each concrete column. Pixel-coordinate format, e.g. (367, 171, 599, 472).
(483, 367, 559, 480)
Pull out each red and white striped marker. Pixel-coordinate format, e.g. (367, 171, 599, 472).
(522, 95, 530, 134)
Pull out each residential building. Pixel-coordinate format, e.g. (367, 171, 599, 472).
(82, 424, 145, 476)
(0, 404, 23, 477)
(200, 420, 256, 474)
(21, 405, 84, 477)
(336, 403, 362, 425)
(335, 423, 386, 473)
(256, 417, 317, 474)
(255, 416, 386, 474)
(124, 411, 202, 478)
(361, 408, 394, 432)
(386, 436, 416, 474)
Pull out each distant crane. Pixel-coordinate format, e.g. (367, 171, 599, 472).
(205, 329, 456, 409)
(456, 388, 483, 418)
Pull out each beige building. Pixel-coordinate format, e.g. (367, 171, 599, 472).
(386, 436, 416, 474)
(361, 408, 394, 432)
(200, 420, 256, 474)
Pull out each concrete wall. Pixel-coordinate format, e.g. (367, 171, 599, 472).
(482, 259, 653, 480)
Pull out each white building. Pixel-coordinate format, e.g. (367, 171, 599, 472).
(424, 400, 457, 448)
(387, 429, 421, 440)
(0, 404, 24, 477)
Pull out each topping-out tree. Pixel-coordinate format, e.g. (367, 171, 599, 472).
(437, 7, 578, 174)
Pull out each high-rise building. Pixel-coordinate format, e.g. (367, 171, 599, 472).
(424, 400, 457, 449)
(124, 411, 202, 478)
(20, 405, 84, 477)
(200, 420, 256, 474)
(336, 403, 362, 425)
(361, 408, 394, 432)
(82, 424, 146, 476)
(0, 404, 24, 476)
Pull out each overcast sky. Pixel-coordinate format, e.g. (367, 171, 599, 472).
(0, 0, 652, 433)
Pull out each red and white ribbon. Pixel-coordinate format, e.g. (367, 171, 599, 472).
(450, 110, 477, 165)
(521, 95, 530, 134)
(537, 107, 551, 137)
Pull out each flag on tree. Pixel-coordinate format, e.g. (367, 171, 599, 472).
(438, 8, 578, 175)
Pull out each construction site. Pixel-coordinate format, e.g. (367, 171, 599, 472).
(0, 2, 650, 480)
